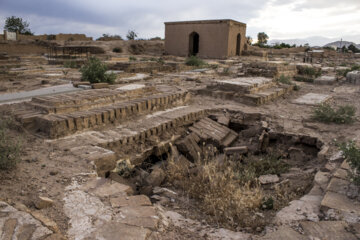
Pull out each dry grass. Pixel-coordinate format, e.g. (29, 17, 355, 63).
(167, 146, 265, 229)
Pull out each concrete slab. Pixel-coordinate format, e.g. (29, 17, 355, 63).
(116, 84, 146, 91)
(0, 84, 81, 105)
(216, 77, 272, 87)
(314, 75, 337, 85)
(293, 93, 332, 105)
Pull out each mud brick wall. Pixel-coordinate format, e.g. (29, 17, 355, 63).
(245, 62, 297, 78)
(34, 91, 191, 138)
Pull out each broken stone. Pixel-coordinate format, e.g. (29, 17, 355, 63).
(217, 116, 230, 126)
(35, 196, 54, 209)
(224, 146, 248, 155)
(259, 174, 279, 184)
(110, 195, 152, 208)
(258, 130, 269, 153)
(175, 134, 202, 162)
(145, 167, 166, 187)
(300, 221, 357, 240)
(314, 171, 330, 191)
(293, 93, 332, 105)
(31, 210, 59, 233)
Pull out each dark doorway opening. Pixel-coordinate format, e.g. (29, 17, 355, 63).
(236, 33, 241, 56)
(189, 32, 200, 56)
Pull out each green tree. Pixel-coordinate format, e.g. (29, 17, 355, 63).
(257, 32, 269, 45)
(4, 16, 33, 35)
(126, 30, 138, 40)
(348, 44, 360, 53)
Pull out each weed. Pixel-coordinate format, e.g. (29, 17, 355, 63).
(276, 74, 291, 84)
(339, 141, 360, 185)
(129, 56, 137, 61)
(185, 56, 205, 67)
(298, 66, 321, 78)
(80, 57, 116, 84)
(313, 103, 356, 124)
(219, 67, 230, 76)
(294, 75, 315, 83)
(112, 47, 122, 53)
(157, 57, 165, 65)
(0, 118, 21, 170)
(293, 84, 301, 91)
(63, 61, 78, 69)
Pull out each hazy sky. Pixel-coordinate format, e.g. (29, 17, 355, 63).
(1, 0, 360, 43)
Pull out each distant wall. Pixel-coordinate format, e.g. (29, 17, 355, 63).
(3, 31, 93, 41)
(0, 41, 47, 55)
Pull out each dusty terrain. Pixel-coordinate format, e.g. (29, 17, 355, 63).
(0, 40, 360, 240)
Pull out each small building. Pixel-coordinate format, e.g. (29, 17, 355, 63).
(164, 19, 247, 59)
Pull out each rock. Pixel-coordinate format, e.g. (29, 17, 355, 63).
(258, 130, 269, 153)
(326, 177, 350, 195)
(259, 174, 279, 184)
(217, 116, 230, 126)
(35, 196, 54, 209)
(110, 195, 152, 208)
(145, 167, 166, 187)
(314, 171, 330, 191)
(300, 221, 357, 240)
(176, 134, 202, 162)
(321, 191, 360, 215)
(93, 222, 151, 240)
(224, 146, 248, 155)
(260, 226, 307, 240)
(73, 81, 90, 87)
(31, 210, 59, 233)
(289, 147, 307, 162)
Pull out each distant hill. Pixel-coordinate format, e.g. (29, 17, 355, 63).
(269, 35, 360, 48)
(323, 41, 360, 49)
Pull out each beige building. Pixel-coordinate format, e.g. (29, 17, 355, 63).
(164, 19, 247, 59)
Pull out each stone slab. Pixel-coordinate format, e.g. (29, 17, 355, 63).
(321, 191, 360, 215)
(261, 226, 307, 240)
(314, 75, 337, 85)
(300, 221, 357, 240)
(293, 93, 332, 105)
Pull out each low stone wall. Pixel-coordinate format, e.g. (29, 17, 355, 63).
(346, 71, 360, 84)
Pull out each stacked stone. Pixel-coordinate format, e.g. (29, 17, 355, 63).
(346, 71, 360, 85)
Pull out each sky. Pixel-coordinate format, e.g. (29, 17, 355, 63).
(0, 0, 360, 45)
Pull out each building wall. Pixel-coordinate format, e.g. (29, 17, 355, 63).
(227, 22, 247, 56)
(165, 21, 230, 59)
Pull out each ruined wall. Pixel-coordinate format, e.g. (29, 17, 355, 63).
(0, 42, 47, 55)
(227, 22, 247, 57)
(165, 20, 231, 59)
(16, 33, 92, 41)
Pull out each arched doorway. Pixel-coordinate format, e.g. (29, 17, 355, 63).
(189, 32, 199, 56)
(236, 33, 241, 56)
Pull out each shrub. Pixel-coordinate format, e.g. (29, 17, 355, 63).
(185, 56, 205, 67)
(157, 57, 165, 65)
(80, 57, 116, 84)
(339, 141, 360, 185)
(298, 66, 321, 78)
(129, 56, 137, 61)
(313, 103, 356, 124)
(112, 47, 122, 53)
(338, 65, 360, 77)
(276, 74, 291, 84)
(0, 118, 21, 170)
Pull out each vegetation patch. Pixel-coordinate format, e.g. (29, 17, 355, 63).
(80, 57, 116, 84)
(276, 74, 291, 84)
(112, 47, 122, 53)
(336, 64, 360, 77)
(339, 141, 360, 185)
(298, 66, 322, 78)
(185, 56, 206, 67)
(63, 60, 78, 69)
(313, 103, 356, 124)
(0, 118, 22, 171)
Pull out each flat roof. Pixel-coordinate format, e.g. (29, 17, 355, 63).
(164, 19, 246, 27)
